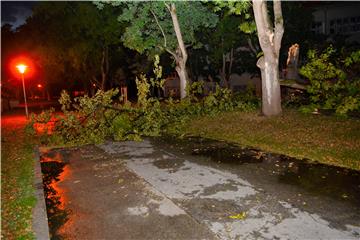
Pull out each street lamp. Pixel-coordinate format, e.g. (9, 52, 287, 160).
(16, 64, 29, 118)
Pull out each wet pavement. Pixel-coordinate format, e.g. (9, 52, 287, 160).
(40, 145, 215, 240)
(40, 137, 360, 239)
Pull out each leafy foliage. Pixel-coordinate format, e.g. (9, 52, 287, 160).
(209, 15, 256, 72)
(300, 47, 360, 116)
(27, 58, 259, 146)
(116, 1, 218, 56)
(212, 0, 254, 34)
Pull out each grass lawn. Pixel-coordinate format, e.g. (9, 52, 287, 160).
(1, 112, 37, 239)
(185, 109, 360, 170)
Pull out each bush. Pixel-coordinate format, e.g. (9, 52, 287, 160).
(27, 56, 259, 146)
(300, 46, 360, 116)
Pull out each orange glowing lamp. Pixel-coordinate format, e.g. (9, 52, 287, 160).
(16, 63, 29, 117)
(16, 64, 28, 74)
(37, 84, 43, 88)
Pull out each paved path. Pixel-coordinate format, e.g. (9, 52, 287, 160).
(41, 145, 215, 239)
(42, 137, 360, 239)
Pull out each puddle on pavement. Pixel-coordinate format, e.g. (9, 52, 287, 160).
(272, 159, 359, 204)
(157, 136, 360, 205)
(192, 145, 264, 164)
(40, 151, 70, 240)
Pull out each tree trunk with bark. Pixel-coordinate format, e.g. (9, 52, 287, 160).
(167, 3, 189, 99)
(219, 53, 227, 88)
(228, 48, 234, 87)
(252, 0, 284, 116)
(219, 47, 234, 89)
(175, 57, 188, 98)
(257, 56, 282, 116)
(285, 43, 300, 80)
(100, 46, 109, 91)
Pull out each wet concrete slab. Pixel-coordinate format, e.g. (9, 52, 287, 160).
(39, 146, 216, 240)
(98, 137, 360, 240)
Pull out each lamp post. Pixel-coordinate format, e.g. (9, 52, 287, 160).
(16, 64, 29, 118)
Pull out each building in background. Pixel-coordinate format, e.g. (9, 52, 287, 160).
(311, 2, 360, 43)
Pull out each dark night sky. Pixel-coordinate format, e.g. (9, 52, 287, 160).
(1, 1, 35, 30)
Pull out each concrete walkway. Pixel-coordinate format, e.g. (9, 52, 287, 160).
(41, 145, 215, 239)
(42, 137, 360, 239)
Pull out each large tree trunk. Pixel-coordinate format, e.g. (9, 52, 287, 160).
(257, 56, 281, 116)
(175, 59, 188, 98)
(252, 0, 284, 116)
(167, 3, 189, 99)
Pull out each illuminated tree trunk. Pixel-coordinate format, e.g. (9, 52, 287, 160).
(175, 57, 188, 98)
(286, 43, 300, 80)
(252, 0, 284, 116)
(167, 3, 189, 99)
(257, 56, 282, 116)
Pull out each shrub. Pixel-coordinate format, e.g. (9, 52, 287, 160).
(27, 56, 260, 146)
(300, 46, 360, 116)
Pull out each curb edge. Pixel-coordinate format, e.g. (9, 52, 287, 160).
(32, 147, 50, 240)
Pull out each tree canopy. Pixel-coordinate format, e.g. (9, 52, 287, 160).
(116, 1, 218, 57)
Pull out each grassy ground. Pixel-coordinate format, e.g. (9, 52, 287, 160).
(1, 111, 37, 239)
(185, 109, 360, 170)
